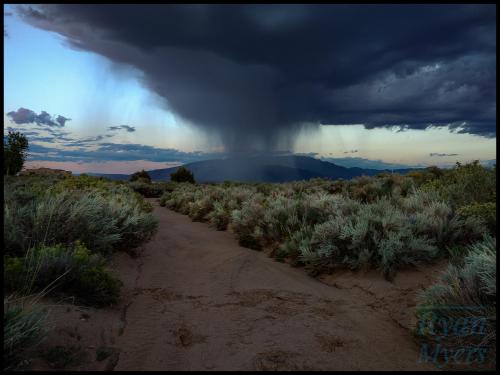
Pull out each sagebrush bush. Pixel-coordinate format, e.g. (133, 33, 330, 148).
(415, 236, 496, 365)
(231, 194, 266, 250)
(128, 180, 164, 197)
(4, 173, 160, 368)
(159, 165, 494, 280)
(4, 187, 157, 256)
(207, 202, 230, 230)
(457, 201, 496, 235)
(300, 198, 441, 280)
(5, 242, 121, 306)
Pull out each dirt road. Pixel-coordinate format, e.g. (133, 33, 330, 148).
(36, 199, 439, 370)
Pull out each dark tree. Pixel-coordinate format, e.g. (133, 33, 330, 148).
(4, 131, 29, 176)
(170, 166, 195, 183)
(130, 169, 151, 183)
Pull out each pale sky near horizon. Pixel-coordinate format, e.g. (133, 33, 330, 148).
(4, 5, 496, 174)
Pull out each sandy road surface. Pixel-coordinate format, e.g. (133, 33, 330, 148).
(34, 199, 438, 370)
(110, 200, 434, 371)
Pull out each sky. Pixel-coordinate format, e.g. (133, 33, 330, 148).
(3, 4, 496, 174)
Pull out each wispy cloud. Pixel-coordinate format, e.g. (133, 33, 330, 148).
(429, 152, 459, 157)
(108, 125, 136, 132)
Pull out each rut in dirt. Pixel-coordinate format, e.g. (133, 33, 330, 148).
(112, 199, 434, 371)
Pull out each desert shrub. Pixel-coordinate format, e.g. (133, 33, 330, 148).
(300, 196, 453, 280)
(188, 196, 213, 221)
(5, 243, 121, 306)
(160, 183, 199, 212)
(130, 169, 151, 183)
(4, 175, 73, 215)
(170, 166, 195, 183)
(421, 161, 496, 208)
(415, 237, 496, 367)
(161, 181, 179, 193)
(48, 174, 124, 195)
(278, 224, 313, 267)
(128, 180, 164, 198)
(4, 188, 157, 256)
(231, 195, 266, 250)
(457, 201, 496, 235)
(262, 196, 300, 242)
(4, 297, 47, 370)
(410, 201, 487, 250)
(159, 194, 168, 207)
(107, 195, 158, 251)
(207, 202, 230, 230)
(301, 193, 485, 279)
(158, 171, 494, 281)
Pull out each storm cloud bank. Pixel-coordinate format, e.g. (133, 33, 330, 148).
(17, 4, 496, 151)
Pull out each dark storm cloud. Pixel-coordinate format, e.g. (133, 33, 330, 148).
(7, 107, 71, 127)
(17, 4, 496, 151)
(430, 152, 459, 157)
(108, 125, 136, 132)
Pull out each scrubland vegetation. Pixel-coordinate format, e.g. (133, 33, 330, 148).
(156, 161, 496, 363)
(3, 173, 158, 369)
(158, 162, 494, 278)
(3, 160, 496, 369)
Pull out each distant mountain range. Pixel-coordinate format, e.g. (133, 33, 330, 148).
(89, 155, 420, 182)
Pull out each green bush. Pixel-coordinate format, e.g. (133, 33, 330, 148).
(128, 181, 164, 197)
(457, 201, 496, 235)
(421, 161, 496, 208)
(170, 166, 195, 183)
(130, 170, 151, 183)
(4, 131, 29, 176)
(5, 243, 121, 306)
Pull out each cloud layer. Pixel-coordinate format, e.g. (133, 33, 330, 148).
(16, 5, 497, 151)
(108, 125, 136, 132)
(7, 107, 71, 127)
(430, 152, 459, 157)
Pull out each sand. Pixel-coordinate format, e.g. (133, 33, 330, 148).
(31, 199, 441, 371)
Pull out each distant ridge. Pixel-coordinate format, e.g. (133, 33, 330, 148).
(90, 155, 420, 182)
(86, 172, 130, 180)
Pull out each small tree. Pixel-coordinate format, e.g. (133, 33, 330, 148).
(170, 166, 195, 183)
(130, 169, 151, 183)
(4, 131, 29, 176)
